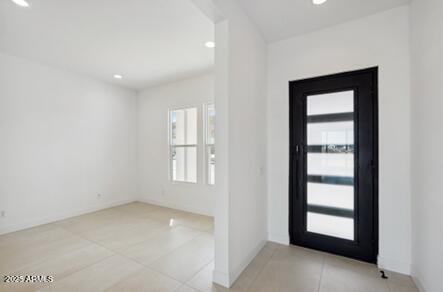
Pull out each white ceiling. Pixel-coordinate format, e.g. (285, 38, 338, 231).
(0, 0, 214, 90)
(238, 0, 411, 42)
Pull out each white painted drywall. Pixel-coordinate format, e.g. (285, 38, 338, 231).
(136, 73, 215, 216)
(410, 0, 443, 291)
(266, 6, 412, 274)
(0, 52, 138, 234)
(213, 19, 231, 287)
(211, 0, 268, 287)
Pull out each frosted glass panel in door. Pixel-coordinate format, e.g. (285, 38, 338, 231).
(307, 213, 354, 240)
(307, 122, 354, 145)
(307, 91, 354, 115)
(307, 153, 354, 177)
(306, 90, 355, 240)
(307, 183, 354, 210)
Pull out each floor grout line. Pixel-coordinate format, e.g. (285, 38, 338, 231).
(53, 205, 215, 290)
(316, 254, 326, 292)
(5, 202, 416, 292)
(3, 204, 234, 292)
(241, 243, 280, 292)
(183, 259, 215, 291)
(4, 228, 106, 276)
(125, 229, 212, 269)
(138, 255, 214, 287)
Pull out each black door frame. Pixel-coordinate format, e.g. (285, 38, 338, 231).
(288, 67, 379, 263)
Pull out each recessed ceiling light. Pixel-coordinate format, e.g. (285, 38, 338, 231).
(113, 74, 123, 79)
(205, 41, 215, 48)
(313, 0, 327, 5)
(11, 0, 30, 7)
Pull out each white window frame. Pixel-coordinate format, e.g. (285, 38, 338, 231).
(168, 106, 198, 184)
(204, 103, 215, 185)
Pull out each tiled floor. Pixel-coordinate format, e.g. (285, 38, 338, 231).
(0, 202, 417, 292)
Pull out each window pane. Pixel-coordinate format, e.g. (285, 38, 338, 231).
(307, 91, 354, 115)
(170, 111, 176, 145)
(307, 122, 354, 145)
(305, 91, 355, 240)
(207, 145, 215, 185)
(186, 108, 197, 145)
(171, 146, 197, 183)
(307, 183, 354, 210)
(207, 104, 215, 145)
(186, 147, 197, 183)
(307, 153, 354, 177)
(172, 147, 185, 181)
(169, 106, 197, 183)
(171, 108, 197, 146)
(206, 104, 215, 185)
(307, 212, 354, 240)
(171, 109, 185, 145)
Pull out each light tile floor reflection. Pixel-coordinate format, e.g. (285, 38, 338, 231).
(0, 202, 416, 292)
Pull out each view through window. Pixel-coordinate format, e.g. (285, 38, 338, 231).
(170, 107, 198, 183)
(206, 104, 215, 185)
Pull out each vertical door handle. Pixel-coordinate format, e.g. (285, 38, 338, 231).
(295, 145, 300, 200)
(291, 144, 303, 200)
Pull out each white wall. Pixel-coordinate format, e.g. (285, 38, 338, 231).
(213, 18, 230, 287)
(0, 52, 138, 235)
(410, 0, 443, 291)
(266, 6, 412, 274)
(211, 0, 268, 287)
(137, 73, 215, 216)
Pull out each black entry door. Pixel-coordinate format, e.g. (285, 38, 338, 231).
(289, 67, 378, 263)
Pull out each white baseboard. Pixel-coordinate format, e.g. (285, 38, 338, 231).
(229, 240, 267, 287)
(411, 266, 428, 292)
(137, 197, 213, 217)
(268, 234, 413, 277)
(378, 255, 411, 275)
(212, 270, 230, 288)
(212, 240, 267, 288)
(412, 276, 427, 292)
(268, 232, 290, 245)
(0, 198, 135, 235)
